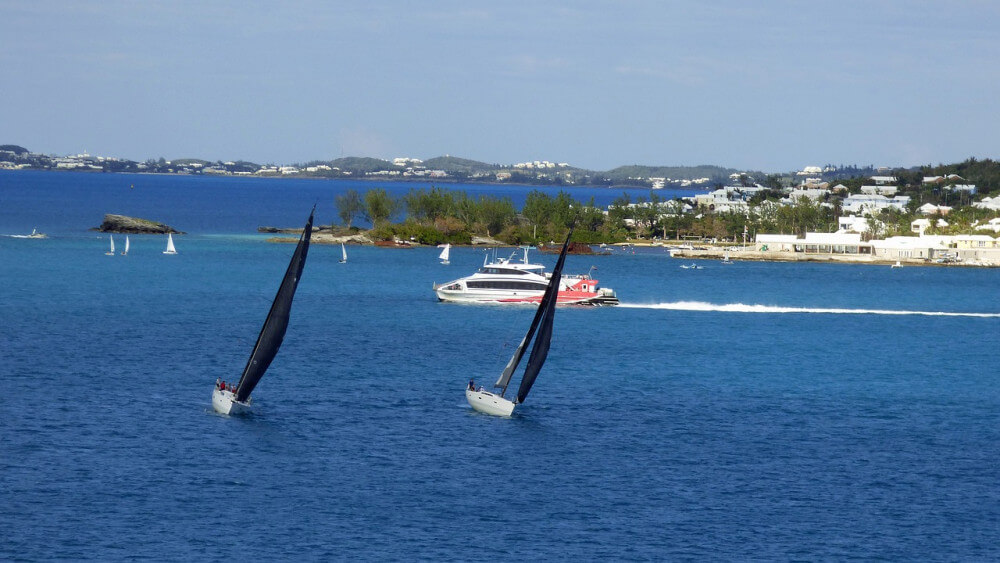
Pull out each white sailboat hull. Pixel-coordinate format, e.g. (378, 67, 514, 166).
(465, 388, 515, 417)
(212, 388, 251, 415)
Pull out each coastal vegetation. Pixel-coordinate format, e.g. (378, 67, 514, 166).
(335, 157, 1000, 246)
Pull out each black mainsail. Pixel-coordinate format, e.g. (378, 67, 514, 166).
(494, 229, 572, 403)
(234, 208, 314, 403)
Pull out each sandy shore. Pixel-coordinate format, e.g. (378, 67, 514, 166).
(669, 248, 993, 267)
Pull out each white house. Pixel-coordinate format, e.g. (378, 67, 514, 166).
(917, 203, 952, 215)
(755, 232, 869, 254)
(945, 184, 977, 194)
(870, 236, 948, 260)
(842, 194, 911, 215)
(973, 196, 1000, 211)
(974, 217, 1000, 233)
(860, 185, 898, 196)
(910, 218, 949, 234)
(870, 176, 897, 185)
(838, 215, 870, 233)
(783, 188, 829, 202)
(688, 187, 755, 213)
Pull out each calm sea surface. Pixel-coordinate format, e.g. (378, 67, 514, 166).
(2, 171, 999, 560)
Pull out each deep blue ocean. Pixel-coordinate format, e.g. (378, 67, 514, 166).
(2, 170, 999, 560)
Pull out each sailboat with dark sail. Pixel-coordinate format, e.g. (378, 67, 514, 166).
(212, 207, 314, 415)
(465, 230, 572, 416)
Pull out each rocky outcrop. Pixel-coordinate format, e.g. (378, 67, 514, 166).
(537, 242, 596, 254)
(257, 225, 329, 233)
(471, 235, 504, 245)
(94, 214, 183, 234)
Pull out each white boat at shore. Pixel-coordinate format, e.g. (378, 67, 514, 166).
(433, 246, 618, 306)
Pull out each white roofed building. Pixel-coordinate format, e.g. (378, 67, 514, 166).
(917, 203, 952, 215)
(842, 194, 911, 215)
(860, 185, 898, 196)
(838, 215, 870, 233)
(755, 232, 870, 254)
(870, 176, 897, 185)
(972, 196, 1000, 211)
(974, 217, 1000, 233)
(911, 218, 949, 234)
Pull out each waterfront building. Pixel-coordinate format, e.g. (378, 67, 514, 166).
(755, 232, 870, 254)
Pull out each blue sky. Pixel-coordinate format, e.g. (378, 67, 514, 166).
(2, 1, 998, 172)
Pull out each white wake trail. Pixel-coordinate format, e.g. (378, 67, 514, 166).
(619, 301, 1000, 318)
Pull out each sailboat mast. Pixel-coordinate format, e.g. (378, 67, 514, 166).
(514, 229, 571, 404)
(494, 229, 573, 399)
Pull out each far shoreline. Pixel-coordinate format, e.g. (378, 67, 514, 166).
(262, 230, 998, 268)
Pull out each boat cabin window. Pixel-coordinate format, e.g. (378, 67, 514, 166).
(467, 280, 548, 291)
(480, 267, 536, 275)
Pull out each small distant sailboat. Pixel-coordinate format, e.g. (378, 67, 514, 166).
(163, 233, 177, 255)
(105, 235, 116, 256)
(121, 236, 130, 256)
(465, 230, 572, 417)
(721, 252, 733, 264)
(339, 243, 347, 264)
(212, 208, 315, 415)
(438, 243, 451, 265)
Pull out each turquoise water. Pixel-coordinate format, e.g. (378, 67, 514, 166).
(2, 171, 999, 560)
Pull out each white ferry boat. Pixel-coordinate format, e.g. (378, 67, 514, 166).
(433, 247, 619, 306)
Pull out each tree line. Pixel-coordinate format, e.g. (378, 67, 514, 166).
(336, 183, 1000, 246)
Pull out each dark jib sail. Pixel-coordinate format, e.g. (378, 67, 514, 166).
(513, 229, 573, 404)
(234, 208, 314, 403)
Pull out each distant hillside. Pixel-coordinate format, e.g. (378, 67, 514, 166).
(604, 164, 740, 181)
(329, 156, 398, 173)
(0, 144, 29, 155)
(422, 155, 495, 173)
